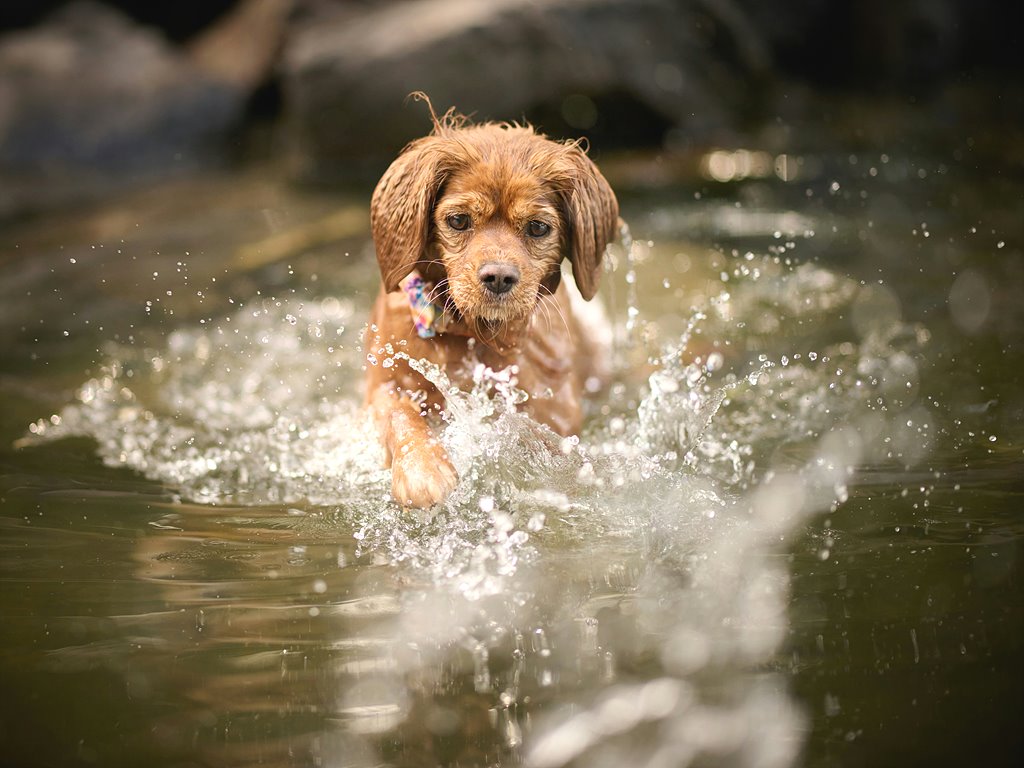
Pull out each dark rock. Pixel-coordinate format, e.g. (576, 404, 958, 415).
(187, 0, 293, 89)
(280, 0, 774, 180)
(0, 0, 290, 217)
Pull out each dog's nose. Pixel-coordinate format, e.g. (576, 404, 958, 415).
(478, 262, 520, 295)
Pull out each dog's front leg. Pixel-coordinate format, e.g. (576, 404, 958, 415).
(369, 384, 458, 508)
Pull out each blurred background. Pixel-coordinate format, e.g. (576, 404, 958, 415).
(1, 0, 1021, 216)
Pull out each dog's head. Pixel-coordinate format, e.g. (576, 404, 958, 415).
(370, 109, 618, 327)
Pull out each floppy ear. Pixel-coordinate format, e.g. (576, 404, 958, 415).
(370, 137, 448, 293)
(561, 145, 619, 301)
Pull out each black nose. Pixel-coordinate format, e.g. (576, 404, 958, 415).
(478, 262, 520, 295)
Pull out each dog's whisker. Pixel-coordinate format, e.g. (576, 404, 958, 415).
(443, 297, 461, 322)
(425, 278, 450, 305)
(538, 290, 572, 339)
(469, 315, 485, 341)
(548, 289, 573, 337)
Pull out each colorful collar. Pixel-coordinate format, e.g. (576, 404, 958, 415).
(400, 271, 451, 338)
(398, 271, 522, 353)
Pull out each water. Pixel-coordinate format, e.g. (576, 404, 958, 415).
(2, 119, 1022, 767)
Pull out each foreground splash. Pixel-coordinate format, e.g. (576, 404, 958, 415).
(23, 252, 931, 767)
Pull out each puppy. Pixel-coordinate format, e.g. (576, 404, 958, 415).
(365, 102, 619, 508)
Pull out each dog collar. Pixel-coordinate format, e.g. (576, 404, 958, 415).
(400, 271, 451, 338)
(398, 271, 522, 353)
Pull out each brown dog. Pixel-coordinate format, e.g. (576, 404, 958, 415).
(365, 103, 619, 508)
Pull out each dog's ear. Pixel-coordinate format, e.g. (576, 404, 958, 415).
(370, 138, 447, 292)
(560, 144, 619, 301)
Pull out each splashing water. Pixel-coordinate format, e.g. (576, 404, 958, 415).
(23, 242, 932, 766)
(26, 296, 387, 507)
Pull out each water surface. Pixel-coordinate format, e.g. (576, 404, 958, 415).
(1, 118, 1022, 767)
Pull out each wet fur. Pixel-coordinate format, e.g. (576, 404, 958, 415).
(366, 103, 619, 508)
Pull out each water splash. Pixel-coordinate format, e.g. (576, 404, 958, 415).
(26, 296, 386, 507)
(618, 219, 642, 344)
(21, 243, 933, 767)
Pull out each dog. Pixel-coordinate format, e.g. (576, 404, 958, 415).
(365, 100, 619, 508)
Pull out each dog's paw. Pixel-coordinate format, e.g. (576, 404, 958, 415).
(391, 441, 458, 508)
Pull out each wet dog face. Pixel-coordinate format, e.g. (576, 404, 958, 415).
(371, 118, 619, 329)
(431, 162, 565, 324)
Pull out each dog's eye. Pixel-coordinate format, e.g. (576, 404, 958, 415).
(526, 220, 551, 238)
(446, 213, 471, 231)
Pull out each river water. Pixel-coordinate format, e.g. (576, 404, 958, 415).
(1, 106, 1022, 767)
